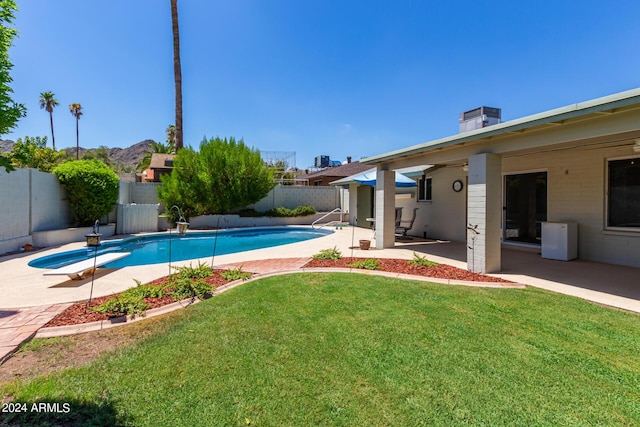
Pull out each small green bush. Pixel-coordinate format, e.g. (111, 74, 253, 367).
(53, 159, 119, 226)
(292, 205, 316, 216)
(407, 252, 439, 267)
(264, 205, 317, 217)
(171, 261, 213, 280)
(126, 279, 167, 299)
(92, 294, 150, 318)
(239, 205, 316, 217)
(220, 266, 252, 281)
(170, 278, 212, 300)
(348, 259, 380, 270)
(312, 246, 343, 260)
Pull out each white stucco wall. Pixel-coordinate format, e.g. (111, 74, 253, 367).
(252, 185, 341, 212)
(503, 142, 640, 268)
(30, 169, 71, 232)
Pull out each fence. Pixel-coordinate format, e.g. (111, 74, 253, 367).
(0, 169, 346, 254)
(0, 168, 71, 254)
(116, 204, 159, 234)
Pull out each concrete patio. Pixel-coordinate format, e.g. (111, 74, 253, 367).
(1, 225, 639, 364)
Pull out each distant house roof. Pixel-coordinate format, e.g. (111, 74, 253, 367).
(149, 153, 175, 170)
(297, 161, 371, 182)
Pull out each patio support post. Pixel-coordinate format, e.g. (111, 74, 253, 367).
(467, 153, 502, 273)
(348, 183, 358, 226)
(375, 168, 396, 249)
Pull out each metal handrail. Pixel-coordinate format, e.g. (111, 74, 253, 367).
(312, 208, 343, 229)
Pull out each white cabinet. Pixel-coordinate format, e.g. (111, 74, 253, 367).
(541, 222, 578, 261)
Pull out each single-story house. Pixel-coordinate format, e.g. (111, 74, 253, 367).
(346, 88, 640, 272)
(143, 153, 175, 182)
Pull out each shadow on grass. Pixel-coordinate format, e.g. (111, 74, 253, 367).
(2, 398, 130, 427)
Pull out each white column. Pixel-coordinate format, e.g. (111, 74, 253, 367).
(467, 153, 502, 273)
(375, 169, 396, 249)
(348, 183, 358, 226)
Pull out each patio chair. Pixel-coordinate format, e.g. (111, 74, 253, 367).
(396, 207, 418, 237)
(395, 207, 403, 228)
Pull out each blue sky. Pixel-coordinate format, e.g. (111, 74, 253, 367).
(5, 0, 640, 169)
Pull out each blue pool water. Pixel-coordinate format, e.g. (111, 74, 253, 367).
(29, 227, 332, 269)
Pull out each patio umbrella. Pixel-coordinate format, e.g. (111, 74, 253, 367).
(352, 169, 417, 187)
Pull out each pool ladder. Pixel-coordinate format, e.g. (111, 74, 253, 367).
(311, 208, 345, 229)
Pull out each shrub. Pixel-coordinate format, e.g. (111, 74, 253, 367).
(292, 205, 316, 216)
(10, 135, 64, 172)
(348, 259, 380, 270)
(158, 136, 275, 217)
(92, 294, 150, 318)
(171, 261, 213, 280)
(264, 205, 316, 217)
(220, 266, 252, 281)
(169, 278, 212, 300)
(53, 159, 119, 226)
(312, 246, 343, 260)
(407, 252, 439, 267)
(126, 279, 167, 299)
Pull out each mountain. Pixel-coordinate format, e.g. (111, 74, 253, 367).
(0, 139, 155, 171)
(0, 139, 14, 153)
(106, 140, 155, 170)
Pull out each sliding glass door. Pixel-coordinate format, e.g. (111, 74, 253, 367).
(504, 172, 547, 244)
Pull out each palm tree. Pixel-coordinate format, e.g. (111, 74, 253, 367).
(166, 124, 177, 152)
(39, 91, 59, 150)
(171, 0, 183, 150)
(69, 103, 83, 160)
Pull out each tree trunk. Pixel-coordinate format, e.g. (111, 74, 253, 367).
(49, 111, 56, 150)
(171, 0, 183, 150)
(75, 118, 79, 160)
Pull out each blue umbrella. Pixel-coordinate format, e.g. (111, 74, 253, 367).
(352, 169, 417, 187)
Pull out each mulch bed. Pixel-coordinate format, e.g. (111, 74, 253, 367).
(44, 270, 235, 328)
(45, 259, 512, 329)
(304, 258, 513, 283)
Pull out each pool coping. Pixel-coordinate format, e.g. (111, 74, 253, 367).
(34, 267, 526, 339)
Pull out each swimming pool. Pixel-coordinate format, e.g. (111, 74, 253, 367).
(29, 226, 332, 269)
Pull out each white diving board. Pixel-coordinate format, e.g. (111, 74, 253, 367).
(43, 252, 131, 280)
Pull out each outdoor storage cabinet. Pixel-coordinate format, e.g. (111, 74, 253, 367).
(541, 222, 578, 261)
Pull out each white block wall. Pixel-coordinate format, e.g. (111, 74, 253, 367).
(251, 185, 341, 212)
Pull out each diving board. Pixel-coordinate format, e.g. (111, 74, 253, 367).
(43, 252, 131, 280)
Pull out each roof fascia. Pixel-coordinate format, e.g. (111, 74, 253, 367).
(362, 88, 640, 164)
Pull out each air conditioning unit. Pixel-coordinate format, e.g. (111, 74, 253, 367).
(459, 106, 501, 133)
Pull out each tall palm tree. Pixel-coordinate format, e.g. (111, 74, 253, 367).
(165, 124, 177, 152)
(39, 91, 59, 150)
(171, 0, 183, 150)
(69, 103, 83, 160)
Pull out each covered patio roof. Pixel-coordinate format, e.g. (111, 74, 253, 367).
(361, 87, 640, 164)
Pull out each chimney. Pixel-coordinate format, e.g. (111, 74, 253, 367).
(347, 156, 352, 163)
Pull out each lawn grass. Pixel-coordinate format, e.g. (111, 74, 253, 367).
(2, 273, 640, 426)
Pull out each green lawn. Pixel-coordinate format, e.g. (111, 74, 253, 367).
(3, 273, 640, 426)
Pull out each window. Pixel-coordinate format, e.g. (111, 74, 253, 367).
(608, 158, 640, 228)
(418, 176, 432, 201)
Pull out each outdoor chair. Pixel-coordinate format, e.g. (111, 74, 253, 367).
(395, 207, 403, 228)
(396, 207, 418, 237)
